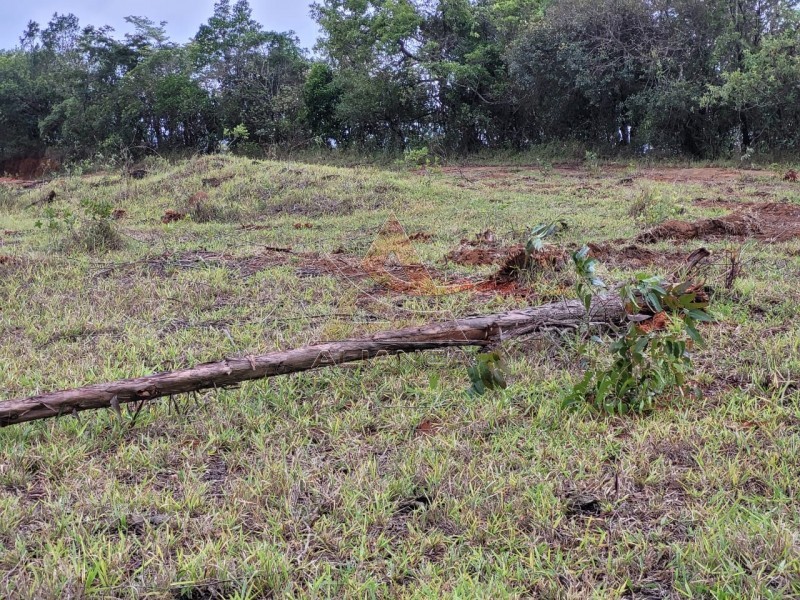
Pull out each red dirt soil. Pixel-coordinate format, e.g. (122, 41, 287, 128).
(637, 311, 669, 334)
(493, 246, 568, 283)
(447, 229, 511, 266)
(161, 210, 188, 224)
(0, 157, 59, 178)
(638, 202, 800, 243)
(437, 165, 772, 185)
(0, 177, 43, 189)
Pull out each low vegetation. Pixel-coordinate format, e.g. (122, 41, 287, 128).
(1, 156, 800, 597)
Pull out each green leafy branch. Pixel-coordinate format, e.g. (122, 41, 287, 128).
(467, 351, 508, 397)
(525, 220, 568, 255)
(565, 254, 712, 415)
(572, 245, 606, 311)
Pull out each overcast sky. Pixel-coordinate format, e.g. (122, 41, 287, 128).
(0, 1, 321, 52)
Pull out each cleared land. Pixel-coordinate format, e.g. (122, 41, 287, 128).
(1, 156, 800, 598)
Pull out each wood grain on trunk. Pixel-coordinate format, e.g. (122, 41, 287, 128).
(1, 295, 626, 426)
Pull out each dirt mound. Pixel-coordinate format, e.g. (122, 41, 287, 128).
(493, 246, 568, 283)
(409, 231, 433, 242)
(448, 245, 518, 266)
(447, 230, 511, 266)
(0, 157, 59, 178)
(161, 210, 187, 224)
(638, 202, 800, 243)
(587, 242, 660, 268)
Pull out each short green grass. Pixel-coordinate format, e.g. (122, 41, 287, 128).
(1, 155, 800, 598)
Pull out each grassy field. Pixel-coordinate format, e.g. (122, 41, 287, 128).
(1, 155, 800, 599)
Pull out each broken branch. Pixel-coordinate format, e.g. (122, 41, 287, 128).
(0, 295, 629, 426)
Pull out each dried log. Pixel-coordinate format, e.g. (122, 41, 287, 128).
(0, 295, 627, 426)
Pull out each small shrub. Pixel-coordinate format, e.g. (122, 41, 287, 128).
(584, 150, 600, 175)
(223, 124, 261, 156)
(400, 146, 440, 169)
(76, 218, 125, 252)
(467, 351, 507, 397)
(572, 245, 606, 312)
(565, 251, 712, 414)
(35, 206, 77, 232)
(36, 198, 124, 252)
(526, 221, 568, 255)
(72, 198, 124, 251)
(0, 186, 19, 211)
(629, 186, 683, 227)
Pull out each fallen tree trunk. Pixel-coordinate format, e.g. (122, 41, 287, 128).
(1, 294, 627, 426)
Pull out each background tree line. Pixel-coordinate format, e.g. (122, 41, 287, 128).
(1, 0, 799, 171)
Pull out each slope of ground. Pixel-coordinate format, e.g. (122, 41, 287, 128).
(1, 156, 800, 598)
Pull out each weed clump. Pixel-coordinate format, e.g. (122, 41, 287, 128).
(73, 218, 125, 252)
(36, 198, 125, 253)
(629, 185, 684, 227)
(0, 186, 20, 211)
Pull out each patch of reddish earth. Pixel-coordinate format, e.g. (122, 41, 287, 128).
(448, 245, 518, 266)
(446, 229, 512, 266)
(0, 177, 43, 189)
(587, 242, 675, 269)
(0, 157, 59, 178)
(161, 210, 187, 224)
(448, 227, 686, 275)
(436, 165, 774, 185)
(493, 246, 568, 283)
(638, 202, 800, 243)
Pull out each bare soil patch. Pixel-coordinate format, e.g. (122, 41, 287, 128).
(437, 164, 775, 186)
(161, 210, 187, 224)
(638, 202, 800, 243)
(0, 156, 59, 178)
(446, 230, 509, 266)
(493, 246, 569, 283)
(640, 167, 767, 184)
(0, 177, 44, 189)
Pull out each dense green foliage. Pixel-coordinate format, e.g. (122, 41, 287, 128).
(1, 0, 799, 170)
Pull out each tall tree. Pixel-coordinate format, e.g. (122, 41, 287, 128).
(192, 0, 309, 148)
